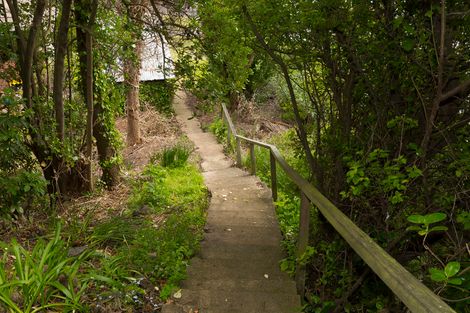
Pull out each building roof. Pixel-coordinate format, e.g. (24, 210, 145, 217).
(115, 32, 174, 82)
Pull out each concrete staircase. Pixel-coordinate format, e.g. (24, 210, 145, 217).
(163, 91, 300, 313)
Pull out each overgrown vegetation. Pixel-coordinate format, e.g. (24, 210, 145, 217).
(0, 89, 48, 218)
(197, 1, 470, 310)
(0, 144, 208, 312)
(140, 80, 177, 116)
(2, 0, 470, 311)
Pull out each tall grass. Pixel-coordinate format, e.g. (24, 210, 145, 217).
(0, 225, 88, 312)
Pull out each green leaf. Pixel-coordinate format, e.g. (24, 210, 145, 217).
(447, 278, 463, 285)
(407, 214, 425, 224)
(429, 268, 446, 282)
(423, 212, 447, 225)
(407, 165, 422, 178)
(418, 229, 428, 236)
(429, 226, 448, 233)
(406, 225, 422, 232)
(402, 38, 414, 52)
(444, 262, 460, 278)
(456, 212, 470, 230)
(390, 192, 404, 204)
(89, 274, 120, 287)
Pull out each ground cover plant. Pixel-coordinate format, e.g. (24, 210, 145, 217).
(83, 147, 208, 311)
(0, 142, 208, 312)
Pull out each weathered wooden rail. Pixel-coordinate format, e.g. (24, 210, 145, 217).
(220, 103, 455, 313)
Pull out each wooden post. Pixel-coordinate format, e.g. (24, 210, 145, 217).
(227, 124, 231, 146)
(270, 151, 277, 202)
(250, 143, 256, 175)
(295, 192, 310, 299)
(236, 137, 242, 167)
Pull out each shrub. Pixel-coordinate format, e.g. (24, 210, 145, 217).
(139, 80, 177, 115)
(208, 118, 227, 143)
(0, 89, 47, 218)
(0, 170, 47, 218)
(159, 145, 191, 168)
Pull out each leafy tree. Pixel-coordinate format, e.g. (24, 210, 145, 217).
(0, 0, 129, 210)
(185, 0, 470, 310)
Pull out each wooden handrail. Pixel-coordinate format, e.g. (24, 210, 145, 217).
(220, 103, 455, 313)
(221, 104, 242, 165)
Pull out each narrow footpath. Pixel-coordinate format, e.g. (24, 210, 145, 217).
(163, 90, 300, 313)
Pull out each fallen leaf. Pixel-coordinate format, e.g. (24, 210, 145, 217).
(173, 289, 182, 299)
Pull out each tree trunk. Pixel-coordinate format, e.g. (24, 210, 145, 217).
(53, 0, 72, 143)
(93, 96, 121, 187)
(124, 0, 146, 146)
(6, 0, 46, 109)
(124, 39, 143, 146)
(124, 40, 143, 146)
(76, 0, 120, 188)
(6, 0, 57, 195)
(84, 23, 94, 191)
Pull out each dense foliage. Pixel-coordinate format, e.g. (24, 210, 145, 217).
(140, 79, 177, 115)
(1, 0, 469, 311)
(197, 0, 470, 311)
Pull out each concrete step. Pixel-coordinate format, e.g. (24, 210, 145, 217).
(176, 289, 301, 313)
(204, 175, 263, 191)
(181, 277, 297, 293)
(203, 167, 249, 181)
(207, 197, 275, 213)
(197, 240, 286, 261)
(209, 188, 273, 206)
(186, 257, 291, 282)
(206, 209, 278, 227)
(202, 224, 282, 246)
(188, 131, 219, 142)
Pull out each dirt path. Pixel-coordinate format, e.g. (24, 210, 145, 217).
(163, 90, 300, 313)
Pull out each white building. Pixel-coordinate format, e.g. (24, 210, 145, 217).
(115, 31, 175, 82)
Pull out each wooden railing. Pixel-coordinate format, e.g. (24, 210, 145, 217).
(220, 103, 455, 313)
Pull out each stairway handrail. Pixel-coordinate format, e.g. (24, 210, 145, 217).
(220, 103, 455, 313)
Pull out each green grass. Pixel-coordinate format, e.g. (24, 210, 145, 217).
(122, 163, 208, 280)
(86, 149, 208, 306)
(1, 144, 209, 312)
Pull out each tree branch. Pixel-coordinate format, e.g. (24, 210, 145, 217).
(241, 5, 317, 180)
(420, 0, 446, 157)
(440, 79, 470, 103)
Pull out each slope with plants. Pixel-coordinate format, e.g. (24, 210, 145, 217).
(0, 138, 209, 313)
(176, 0, 470, 311)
